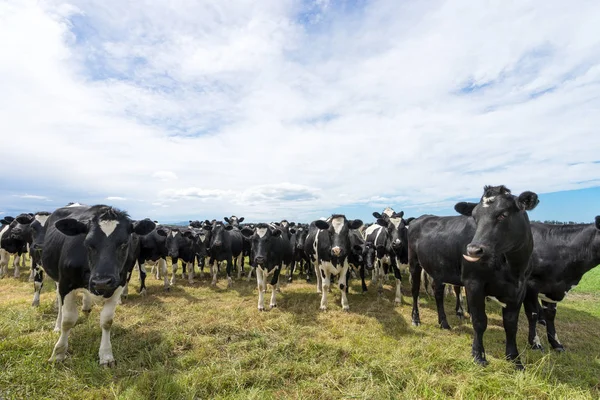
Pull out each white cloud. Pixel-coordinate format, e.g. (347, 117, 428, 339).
(14, 194, 50, 201)
(1, 0, 600, 221)
(106, 196, 127, 201)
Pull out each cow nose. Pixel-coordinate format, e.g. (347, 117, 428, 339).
(464, 244, 486, 262)
(331, 247, 342, 256)
(213, 241, 222, 248)
(394, 239, 401, 245)
(255, 256, 265, 265)
(90, 276, 118, 293)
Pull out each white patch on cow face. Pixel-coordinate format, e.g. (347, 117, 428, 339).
(99, 220, 119, 237)
(281, 221, 288, 228)
(487, 296, 507, 308)
(383, 207, 394, 217)
(331, 217, 345, 234)
(482, 196, 495, 207)
(389, 217, 402, 229)
(171, 231, 177, 238)
(198, 234, 206, 243)
(35, 215, 49, 225)
(256, 228, 268, 238)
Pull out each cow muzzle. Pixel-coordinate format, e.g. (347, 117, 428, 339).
(89, 275, 119, 296)
(254, 256, 265, 265)
(331, 247, 343, 257)
(463, 244, 486, 262)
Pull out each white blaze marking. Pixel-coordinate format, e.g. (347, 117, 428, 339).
(99, 220, 119, 237)
(389, 217, 402, 229)
(171, 231, 177, 238)
(383, 207, 394, 217)
(482, 196, 495, 207)
(331, 217, 345, 234)
(487, 296, 507, 308)
(257, 228, 268, 238)
(35, 215, 49, 225)
(198, 234, 206, 243)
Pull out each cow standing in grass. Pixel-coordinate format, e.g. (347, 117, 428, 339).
(206, 221, 243, 287)
(42, 204, 155, 366)
(521, 217, 600, 352)
(242, 223, 285, 310)
(304, 215, 363, 311)
(0, 214, 34, 278)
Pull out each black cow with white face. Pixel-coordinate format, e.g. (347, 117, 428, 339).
(206, 221, 243, 287)
(1, 213, 35, 278)
(42, 204, 155, 366)
(454, 185, 539, 369)
(287, 223, 312, 283)
(242, 223, 286, 310)
(304, 215, 363, 311)
(166, 227, 198, 285)
(26, 212, 52, 307)
(224, 215, 244, 228)
(520, 217, 600, 352)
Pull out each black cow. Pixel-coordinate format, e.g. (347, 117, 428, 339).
(166, 227, 198, 285)
(450, 185, 538, 369)
(42, 204, 155, 366)
(287, 223, 312, 283)
(206, 221, 243, 287)
(189, 221, 211, 280)
(224, 215, 244, 228)
(0, 216, 15, 277)
(241, 223, 286, 310)
(1, 213, 34, 278)
(24, 212, 51, 306)
(304, 215, 363, 311)
(136, 225, 169, 291)
(223, 216, 247, 279)
(347, 226, 368, 293)
(520, 218, 600, 352)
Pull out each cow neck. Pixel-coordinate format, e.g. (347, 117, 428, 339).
(501, 233, 533, 275)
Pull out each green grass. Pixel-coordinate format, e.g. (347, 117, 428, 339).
(573, 267, 600, 294)
(1, 257, 600, 399)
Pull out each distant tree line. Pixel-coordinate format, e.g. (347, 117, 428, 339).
(531, 220, 584, 225)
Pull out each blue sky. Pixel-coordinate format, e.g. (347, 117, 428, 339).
(1, 0, 600, 223)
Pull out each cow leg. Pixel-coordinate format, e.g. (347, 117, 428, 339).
(32, 264, 44, 307)
(159, 258, 169, 290)
(270, 267, 280, 308)
(187, 262, 194, 284)
(523, 289, 543, 350)
(49, 290, 78, 362)
(256, 267, 266, 311)
(305, 259, 312, 282)
(455, 285, 465, 321)
(339, 263, 350, 311)
(82, 290, 93, 314)
(410, 262, 422, 326)
(53, 282, 62, 331)
(502, 306, 524, 370)
(98, 286, 124, 367)
(28, 266, 35, 282)
(0, 249, 8, 277)
(13, 254, 21, 278)
(319, 263, 329, 310)
(138, 263, 147, 295)
(236, 254, 243, 280)
(211, 258, 218, 286)
(226, 257, 233, 288)
(247, 266, 254, 282)
(392, 260, 403, 304)
(542, 301, 564, 351)
(434, 281, 451, 329)
(465, 283, 488, 366)
(359, 264, 368, 293)
(170, 259, 178, 286)
(315, 260, 323, 294)
(288, 259, 296, 283)
(375, 259, 384, 295)
(181, 261, 187, 280)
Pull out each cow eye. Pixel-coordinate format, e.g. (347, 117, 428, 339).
(497, 212, 509, 221)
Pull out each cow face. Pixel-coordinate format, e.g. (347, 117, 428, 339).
(386, 212, 406, 252)
(210, 222, 233, 250)
(317, 215, 363, 259)
(9, 213, 35, 241)
(30, 212, 51, 255)
(224, 216, 244, 228)
(294, 224, 309, 250)
(455, 185, 539, 262)
(363, 242, 376, 270)
(55, 211, 156, 297)
(242, 223, 281, 266)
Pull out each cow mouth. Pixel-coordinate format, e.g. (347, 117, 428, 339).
(463, 254, 481, 262)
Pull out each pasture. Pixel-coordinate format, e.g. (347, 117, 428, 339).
(1, 257, 599, 400)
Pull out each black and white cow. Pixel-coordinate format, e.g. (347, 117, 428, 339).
(166, 227, 199, 285)
(347, 225, 368, 293)
(27, 212, 52, 306)
(189, 221, 211, 280)
(448, 185, 537, 369)
(520, 217, 600, 352)
(0, 213, 35, 278)
(287, 223, 312, 283)
(136, 225, 169, 291)
(242, 223, 286, 310)
(206, 221, 244, 287)
(304, 215, 363, 311)
(42, 204, 155, 366)
(224, 215, 244, 228)
(0, 216, 15, 277)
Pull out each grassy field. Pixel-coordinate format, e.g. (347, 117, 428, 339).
(1, 258, 599, 400)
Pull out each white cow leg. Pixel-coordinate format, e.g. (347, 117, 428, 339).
(160, 258, 169, 290)
(49, 290, 78, 362)
(320, 264, 330, 310)
(256, 267, 266, 311)
(98, 286, 124, 367)
(247, 266, 254, 282)
(270, 268, 279, 308)
(28, 267, 35, 282)
(53, 283, 62, 331)
(237, 254, 243, 279)
(170, 261, 178, 286)
(187, 262, 194, 284)
(82, 290, 93, 313)
(13, 255, 21, 278)
(395, 278, 403, 304)
(339, 263, 350, 311)
(315, 262, 323, 294)
(0, 249, 8, 277)
(211, 261, 218, 286)
(377, 260, 384, 295)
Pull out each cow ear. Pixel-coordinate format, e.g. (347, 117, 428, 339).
(272, 229, 282, 237)
(455, 202, 477, 216)
(397, 211, 404, 218)
(224, 217, 230, 223)
(353, 244, 364, 253)
(376, 218, 388, 227)
(595, 216, 600, 230)
(405, 217, 415, 225)
(132, 219, 156, 236)
(55, 218, 89, 236)
(183, 231, 195, 239)
(3, 216, 15, 223)
(0, 219, 9, 225)
(289, 222, 295, 227)
(241, 227, 254, 237)
(349, 219, 363, 230)
(289, 228, 296, 235)
(517, 191, 539, 211)
(315, 220, 329, 230)
(372, 212, 382, 219)
(156, 228, 168, 237)
(204, 220, 211, 225)
(238, 217, 245, 223)
(153, 220, 159, 224)
(225, 225, 234, 231)
(203, 225, 213, 231)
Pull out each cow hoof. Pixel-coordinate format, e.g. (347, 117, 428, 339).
(412, 320, 421, 327)
(164, 287, 171, 292)
(288, 277, 293, 283)
(342, 306, 350, 312)
(440, 321, 451, 330)
(53, 326, 61, 332)
(101, 360, 117, 368)
(456, 313, 464, 321)
(513, 360, 525, 371)
(537, 319, 547, 326)
(394, 298, 402, 305)
(474, 358, 489, 367)
(317, 290, 322, 294)
(28, 276, 35, 283)
(531, 343, 544, 351)
(319, 306, 327, 311)
(48, 353, 67, 363)
(32, 299, 40, 307)
(553, 345, 565, 352)
(258, 306, 265, 311)
(139, 288, 147, 296)
(121, 295, 128, 301)
(270, 304, 277, 309)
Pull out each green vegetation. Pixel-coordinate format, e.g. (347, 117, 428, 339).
(1, 258, 599, 399)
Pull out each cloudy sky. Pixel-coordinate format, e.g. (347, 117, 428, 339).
(1, 0, 599, 223)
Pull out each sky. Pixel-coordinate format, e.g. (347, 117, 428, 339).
(1, 0, 599, 224)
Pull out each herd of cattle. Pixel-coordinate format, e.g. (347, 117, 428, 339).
(1, 185, 599, 371)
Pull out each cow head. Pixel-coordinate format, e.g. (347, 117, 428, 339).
(455, 185, 539, 262)
(29, 212, 51, 255)
(294, 224, 309, 250)
(224, 216, 244, 228)
(315, 215, 363, 259)
(210, 221, 233, 250)
(241, 223, 281, 267)
(363, 241, 376, 270)
(55, 207, 156, 297)
(9, 213, 35, 241)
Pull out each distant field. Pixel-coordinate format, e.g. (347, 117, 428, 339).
(1, 258, 599, 399)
